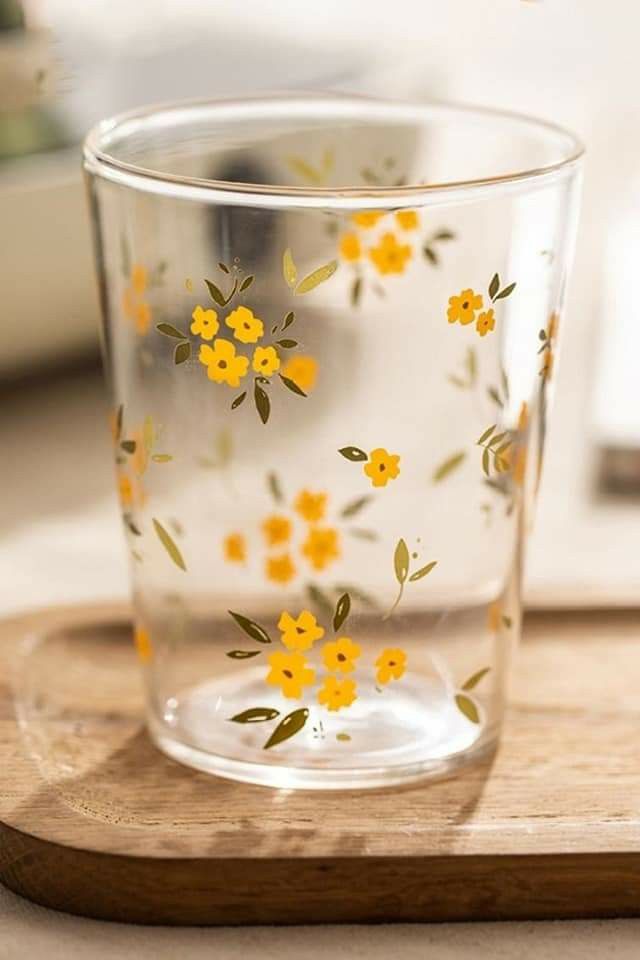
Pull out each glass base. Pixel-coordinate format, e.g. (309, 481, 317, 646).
(148, 667, 498, 790)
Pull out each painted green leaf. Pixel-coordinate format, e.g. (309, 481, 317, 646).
(501, 368, 510, 401)
(231, 391, 246, 410)
(283, 248, 297, 288)
(228, 610, 272, 644)
(455, 693, 480, 723)
(408, 560, 437, 583)
(336, 732, 351, 742)
(539, 328, 548, 341)
(333, 592, 351, 633)
(218, 261, 230, 274)
(340, 495, 372, 518)
(394, 538, 410, 586)
(115, 404, 124, 441)
(239, 274, 254, 292)
(276, 339, 298, 349)
(267, 470, 283, 503)
(174, 341, 191, 365)
(153, 518, 187, 571)
(151, 454, 173, 463)
(488, 432, 508, 448)
(143, 415, 155, 452)
(204, 278, 226, 307)
(279, 374, 307, 397)
(226, 650, 262, 660)
(282, 310, 295, 330)
(432, 229, 456, 241)
(351, 276, 362, 307)
(495, 281, 517, 301)
(264, 708, 309, 749)
(121, 440, 136, 454)
(294, 259, 338, 295)
(123, 514, 141, 536)
(477, 424, 497, 445)
(223, 279, 238, 305)
(489, 273, 500, 300)
(156, 322, 187, 339)
(348, 528, 378, 541)
(286, 156, 323, 185)
(338, 446, 368, 462)
(448, 375, 467, 389)
(306, 583, 334, 620)
(423, 245, 438, 266)
(487, 386, 503, 408)
(462, 667, 491, 691)
(482, 448, 491, 477)
(230, 707, 280, 723)
(254, 382, 271, 424)
(502, 615, 513, 628)
(432, 451, 466, 483)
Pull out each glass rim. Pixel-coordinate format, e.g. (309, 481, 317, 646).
(83, 93, 584, 205)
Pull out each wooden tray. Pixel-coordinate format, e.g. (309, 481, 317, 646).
(1, 603, 639, 925)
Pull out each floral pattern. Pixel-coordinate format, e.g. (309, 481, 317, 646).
(199, 339, 249, 386)
(266, 650, 316, 699)
(446, 273, 516, 337)
(376, 648, 407, 684)
(338, 444, 401, 489)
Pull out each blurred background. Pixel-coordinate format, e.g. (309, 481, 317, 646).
(2, 0, 639, 614)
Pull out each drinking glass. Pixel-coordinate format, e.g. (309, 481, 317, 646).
(84, 96, 582, 789)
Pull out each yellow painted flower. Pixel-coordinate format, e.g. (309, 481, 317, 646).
(363, 447, 400, 488)
(447, 288, 483, 326)
(118, 472, 133, 508)
(301, 526, 340, 571)
(252, 345, 280, 376)
(294, 489, 327, 524)
(281, 355, 318, 393)
(225, 305, 264, 344)
(134, 625, 153, 664)
(278, 609, 325, 651)
(395, 210, 419, 231)
(476, 308, 495, 337)
(352, 211, 383, 229)
(541, 349, 554, 381)
(262, 514, 292, 547)
(317, 675, 357, 711)
(199, 338, 249, 387)
(191, 304, 219, 341)
(339, 231, 361, 261)
(122, 264, 152, 335)
(265, 552, 297, 585)
(375, 647, 407, 684)
(131, 264, 147, 294)
(369, 232, 412, 275)
(321, 636, 361, 673)
(224, 532, 246, 564)
(266, 650, 315, 699)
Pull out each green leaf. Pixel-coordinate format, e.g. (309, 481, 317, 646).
(502, 615, 513, 628)
(539, 328, 548, 341)
(488, 432, 508, 448)
(231, 391, 246, 410)
(204, 278, 226, 307)
(283, 248, 297, 288)
(339, 495, 372, 518)
(333, 592, 351, 632)
(267, 471, 283, 503)
(254, 382, 271, 424)
(282, 310, 295, 330)
(448, 375, 467, 389)
(432, 451, 466, 483)
(423, 245, 438, 266)
(394, 538, 410, 586)
(115, 404, 124, 441)
(351, 276, 362, 307)
(230, 707, 280, 723)
(153, 518, 187, 571)
(432, 229, 456, 241)
(487, 386, 503, 408)
(123, 514, 141, 536)
(218, 261, 230, 274)
(348, 528, 378, 541)
(156, 322, 187, 339)
(228, 610, 272, 644)
(226, 650, 262, 660)
(151, 454, 173, 463)
(279, 374, 307, 397)
(338, 446, 368, 462)
(275, 339, 298, 348)
(239, 274, 254, 292)
(408, 560, 437, 582)
(174, 341, 191, 365)
(120, 440, 136, 454)
(264, 708, 309, 749)
(143, 415, 155, 452)
(489, 273, 500, 300)
(501, 368, 510, 401)
(482, 448, 490, 476)
(306, 583, 335, 620)
(477, 424, 497, 445)
(462, 667, 491, 691)
(294, 259, 338, 295)
(336, 732, 351, 742)
(495, 281, 517, 301)
(455, 693, 480, 723)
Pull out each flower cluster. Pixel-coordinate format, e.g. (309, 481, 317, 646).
(447, 272, 516, 338)
(338, 445, 401, 489)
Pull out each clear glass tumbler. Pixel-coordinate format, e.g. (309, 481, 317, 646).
(84, 96, 582, 789)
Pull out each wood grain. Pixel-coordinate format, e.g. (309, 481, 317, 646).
(1, 603, 640, 924)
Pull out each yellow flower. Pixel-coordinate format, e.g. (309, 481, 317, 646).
(278, 609, 325, 651)
(199, 338, 249, 387)
(131, 264, 147, 295)
(339, 231, 361, 261)
(252, 345, 280, 376)
(294, 489, 327, 523)
(376, 647, 407, 684)
(447, 288, 483, 326)
(281, 355, 318, 393)
(265, 552, 297, 585)
(225, 305, 264, 344)
(301, 526, 340, 571)
(321, 636, 361, 673)
(224, 532, 246, 564)
(266, 650, 315, 699)
(122, 264, 152, 335)
(395, 210, 419, 231)
(191, 304, 219, 340)
(363, 447, 400, 488)
(369, 232, 412, 275)
(134, 625, 153, 664)
(118, 472, 133, 508)
(317, 676, 357, 711)
(476, 308, 495, 337)
(133, 302, 151, 335)
(352, 211, 383, 229)
(487, 600, 502, 632)
(262, 514, 292, 547)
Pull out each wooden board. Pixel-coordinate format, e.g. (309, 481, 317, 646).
(1, 603, 639, 925)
